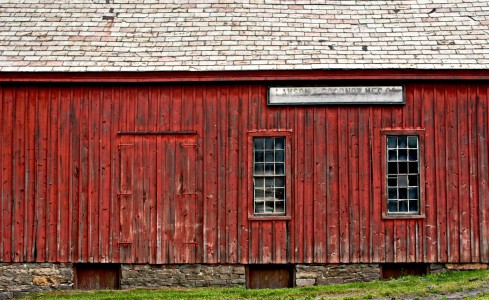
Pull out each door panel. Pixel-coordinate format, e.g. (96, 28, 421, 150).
(117, 135, 200, 263)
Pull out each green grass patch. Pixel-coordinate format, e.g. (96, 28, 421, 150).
(22, 269, 489, 300)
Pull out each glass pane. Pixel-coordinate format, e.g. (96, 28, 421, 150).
(254, 177, 264, 188)
(275, 150, 285, 162)
(254, 138, 264, 150)
(388, 188, 397, 199)
(276, 163, 285, 175)
(398, 149, 408, 161)
(399, 188, 408, 199)
(408, 175, 418, 186)
(276, 188, 285, 200)
(265, 188, 274, 199)
(399, 200, 408, 212)
(265, 178, 274, 188)
(275, 201, 285, 213)
(409, 200, 419, 212)
(265, 138, 274, 150)
(388, 162, 397, 174)
(409, 187, 418, 199)
(387, 176, 397, 187)
(398, 162, 408, 174)
(398, 136, 407, 148)
(265, 163, 274, 174)
(408, 150, 418, 161)
(409, 162, 418, 174)
(275, 177, 285, 188)
(388, 150, 397, 161)
(408, 136, 418, 148)
(255, 201, 264, 213)
(388, 200, 397, 212)
(264, 201, 274, 213)
(398, 175, 408, 187)
(265, 151, 274, 162)
(254, 188, 265, 199)
(387, 136, 397, 148)
(254, 163, 264, 175)
(275, 138, 285, 150)
(255, 151, 264, 162)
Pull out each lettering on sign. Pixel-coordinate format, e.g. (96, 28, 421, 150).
(268, 86, 404, 105)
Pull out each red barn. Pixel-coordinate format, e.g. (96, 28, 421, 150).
(0, 1, 488, 296)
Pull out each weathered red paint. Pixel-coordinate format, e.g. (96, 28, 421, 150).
(0, 81, 488, 264)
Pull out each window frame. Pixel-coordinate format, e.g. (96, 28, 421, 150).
(381, 129, 426, 219)
(248, 130, 292, 220)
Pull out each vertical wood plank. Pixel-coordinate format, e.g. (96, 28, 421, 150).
(457, 84, 471, 262)
(358, 107, 370, 262)
(478, 85, 489, 262)
(338, 107, 350, 262)
(326, 108, 339, 263)
(446, 83, 460, 263)
(314, 107, 327, 263)
(26, 86, 37, 261)
(13, 86, 26, 262)
(203, 86, 218, 263)
(423, 83, 437, 262)
(238, 85, 249, 264)
(1, 86, 13, 262)
(227, 85, 239, 263)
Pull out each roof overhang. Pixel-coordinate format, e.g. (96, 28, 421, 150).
(1, 69, 489, 83)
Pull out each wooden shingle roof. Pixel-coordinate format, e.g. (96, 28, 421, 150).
(1, 0, 488, 72)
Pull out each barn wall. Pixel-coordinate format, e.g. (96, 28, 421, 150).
(0, 82, 488, 264)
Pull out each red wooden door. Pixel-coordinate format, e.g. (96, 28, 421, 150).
(117, 135, 200, 263)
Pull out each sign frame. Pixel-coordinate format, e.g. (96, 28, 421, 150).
(267, 85, 405, 105)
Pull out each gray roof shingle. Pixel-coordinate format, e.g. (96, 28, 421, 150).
(1, 0, 488, 72)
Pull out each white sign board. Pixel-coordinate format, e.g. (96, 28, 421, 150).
(268, 86, 404, 105)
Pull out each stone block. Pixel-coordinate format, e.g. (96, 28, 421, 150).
(296, 278, 315, 286)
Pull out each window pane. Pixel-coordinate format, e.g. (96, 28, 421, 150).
(255, 202, 265, 213)
(275, 201, 285, 213)
(408, 150, 418, 161)
(275, 138, 285, 150)
(398, 136, 407, 148)
(387, 176, 397, 187)
(388, 200, 397, 212)
(408, 175, 418, 187)
(254, 138, 265, 150)
(254, 163, 264, 175)
(408, 136, 418, 148)
(255, 151, 264, 162)
(388, 150, 397, 161)
(409, 200, 419, 212)
(276, 163, 285, 175)
(399, 200, 408, 212)
(265, 151, 274, 162)
(254, 177, 264, 188)
(275, 177, 285, 188)
(387, 136, 397, 148)
(276, 188, 285, 200)
(254, 188, 265, 200)
(265, 163, 274, 174)
(399, 188, 408, 199)
(265, 178, 274, 188)
(275, 150, 285, 162)
(388, 162, 397, 174)
(265, 138, 274, 150)
(398, 175, 408, 187)
(409, 187, 418, 199)
(398, 149, 408, 161)
(398, 162, 408, 174)
(388, 188, 397, 199)
(264, 201, 274, 213)
(409, 162, 418, 174)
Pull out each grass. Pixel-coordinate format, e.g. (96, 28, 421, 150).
(22, 269, 489, 300)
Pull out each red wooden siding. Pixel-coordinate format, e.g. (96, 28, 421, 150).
(0, 82, 488, 264)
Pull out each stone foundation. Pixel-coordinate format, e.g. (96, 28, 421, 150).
(121, 264, 246, 288)
(0, 263, 72, 300)
(295, 264, 380, 286)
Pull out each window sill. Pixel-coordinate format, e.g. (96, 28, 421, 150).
(248, 215, 291, 221)
(382, 213, 425, 220)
